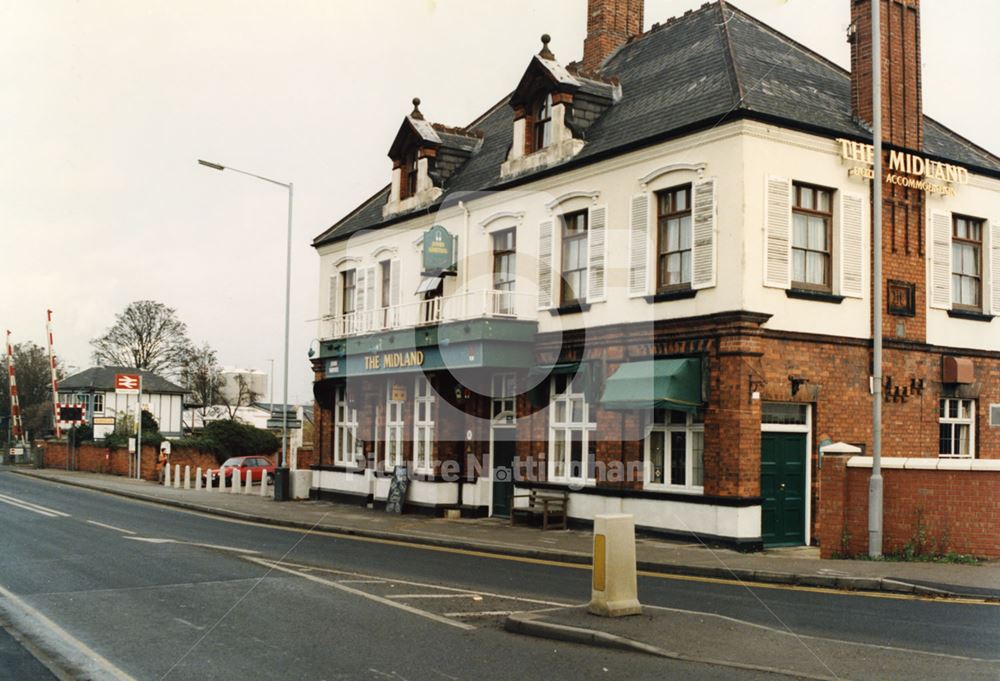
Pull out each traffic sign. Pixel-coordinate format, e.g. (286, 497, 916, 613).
(267, 418, 302, 429)
(115, 373, 141, 394)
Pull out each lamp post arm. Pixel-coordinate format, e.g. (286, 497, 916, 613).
(223, 165, 291, 189)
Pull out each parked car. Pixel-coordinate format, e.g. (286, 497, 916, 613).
(204, 456, 274, 487)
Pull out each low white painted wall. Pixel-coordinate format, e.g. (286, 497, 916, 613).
(462, 478, 490, 508)
(846, 456, 1000, 471)
(516, 487, 761, 540)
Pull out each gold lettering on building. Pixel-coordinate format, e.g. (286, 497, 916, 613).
(363, 350, 425, 370)
(836, 138, 968, 196)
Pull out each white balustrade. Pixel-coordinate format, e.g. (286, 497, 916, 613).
(320, 289, 529, 339)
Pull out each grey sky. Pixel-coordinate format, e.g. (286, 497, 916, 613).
(2, 1, 997, 404)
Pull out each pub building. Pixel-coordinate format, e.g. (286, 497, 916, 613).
(310, 0, 1000, 549)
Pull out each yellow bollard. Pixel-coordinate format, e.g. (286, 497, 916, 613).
(588, 514, 642, 617)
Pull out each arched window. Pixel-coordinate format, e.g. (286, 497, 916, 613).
(532, 94, 553, 152)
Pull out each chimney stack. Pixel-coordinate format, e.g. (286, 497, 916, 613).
(850, 0, 923, 149)
(851, 0, 928, 342)
(582, 0, 644, 73)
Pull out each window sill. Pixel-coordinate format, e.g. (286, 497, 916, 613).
(643, 288, 697, 303)
(785, 288, 844, 304)
(548, 302, 591, 316)
(947, 309, 994, 322)
(642, 484, 705, 495)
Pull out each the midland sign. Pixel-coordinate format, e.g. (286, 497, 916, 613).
(836, 138, 969, 197)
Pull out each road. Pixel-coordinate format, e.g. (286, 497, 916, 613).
(0, 470, 997, 681)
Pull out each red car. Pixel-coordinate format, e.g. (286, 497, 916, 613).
(204, 456, 274, 487)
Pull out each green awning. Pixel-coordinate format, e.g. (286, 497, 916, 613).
(600, 358, 703, 412)
(527, 362, 582, 379)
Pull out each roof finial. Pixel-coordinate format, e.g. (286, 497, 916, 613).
(539, 34, 554, 60)
(410, 97, 424, 120)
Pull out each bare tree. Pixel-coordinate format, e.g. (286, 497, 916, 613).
(1, 342, 64, 440)
(179, 343, 225, 426)
(220, 374, 262, 421)
(90, 300, 194, 375)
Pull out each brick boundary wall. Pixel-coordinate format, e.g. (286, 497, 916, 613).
(37, 442, 240, 482)
(819, 455, 1000, 558)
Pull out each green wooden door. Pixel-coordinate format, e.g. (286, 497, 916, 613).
(491, 435, 516, 518)
(761, 432, 806, 546)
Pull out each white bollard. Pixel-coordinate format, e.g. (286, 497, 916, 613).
(588, 514, 642, 617)
(244, 469, 253, 494)
(183, 465, 191, 490)
(173, 464, 181, 489)
(195, 467, 202, 490)
(260, 472, 268, 497)
(164, 461, 171, 487)
(232, 468, 241, 494)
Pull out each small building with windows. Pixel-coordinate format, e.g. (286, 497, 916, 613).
(309, 0, 1000, 550)
(58, 366, 186, 438)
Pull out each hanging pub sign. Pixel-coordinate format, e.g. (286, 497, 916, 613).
(836, 138, 969, 197)
(422, 224, 456, 274)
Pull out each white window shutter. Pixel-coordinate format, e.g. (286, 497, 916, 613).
(839, 193, 865, 298)
(389, 259, 401, 306)
(365, 265, 377, 311)
(587, 204, 607, 303)
(628, 194, 649, 297)
(692, 178, 716, 290)
(355, 267, 367, 315)
(537, 219, 554, 309)
(991, 222, 1000, 315)
(929, 210, 952, 310)
(328, 275, 339, 316)
(764, 176, 792, 289)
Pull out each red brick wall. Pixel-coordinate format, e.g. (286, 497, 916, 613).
(40, 442, 160, 480)
(296, 448, 315, 469)
(40, 442, 223, 481)
(819, 455, 1000, 558)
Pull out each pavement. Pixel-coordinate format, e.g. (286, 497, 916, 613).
(9, 466, 1000, 600)
(505, 605, 1000, 681)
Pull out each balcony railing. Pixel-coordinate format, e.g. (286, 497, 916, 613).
(321, 289, 533, 339)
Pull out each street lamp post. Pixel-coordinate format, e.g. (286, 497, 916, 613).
(868, 0, 884, 557)
(198, 159, 294, 498)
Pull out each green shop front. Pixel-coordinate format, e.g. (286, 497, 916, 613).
(310, 316, 538, 516)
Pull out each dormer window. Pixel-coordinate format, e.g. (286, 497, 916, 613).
(503, 35, 617, 180)
(532, 94, 553, 152)
(401, 150, 418, 201)
(384, 97, 481, 218)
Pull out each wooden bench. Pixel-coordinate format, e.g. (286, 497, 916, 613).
(510, 488, 568, 530)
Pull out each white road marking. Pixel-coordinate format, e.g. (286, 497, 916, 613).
(265, 559, 573, 608)
(0, 582, 138, 681)
(0, 497, 58, 517)
(123, 536, 259, 554)
(387, 593, 481, 600)
(246, 557, 476, 631)
(336, 579, 386, 584)
(86, 520, 137, 535)
(444, 610, 520, 618)
(0, 493, 70, 518)
(173, 617, 206, 631)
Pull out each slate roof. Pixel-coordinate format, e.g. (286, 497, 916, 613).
(314, 1, 1000, 247)
(59, 367, 186, 394)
